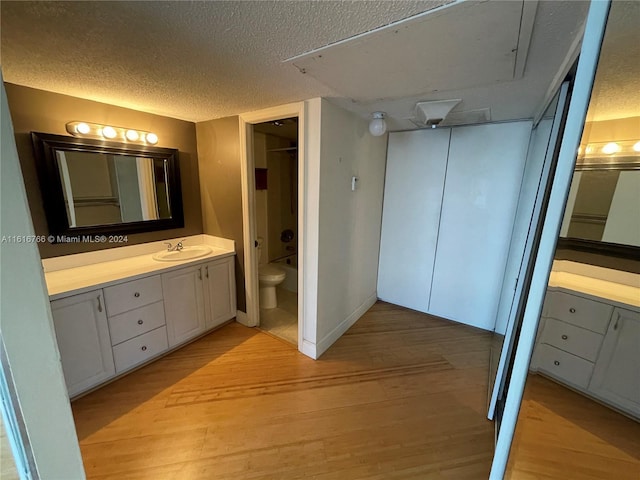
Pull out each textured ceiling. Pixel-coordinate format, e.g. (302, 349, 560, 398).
(0, 0, 452, 122)
(586, 0, 640, 122)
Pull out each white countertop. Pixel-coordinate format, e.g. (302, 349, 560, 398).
(548, 260, 640, 309)
(44, 235, 235, 300)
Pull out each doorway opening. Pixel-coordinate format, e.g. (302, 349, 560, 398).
(252, 118, 299, 345)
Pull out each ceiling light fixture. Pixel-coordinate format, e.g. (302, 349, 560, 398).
(633, 141, 640, 152)
(66, 121, 159, 145)
(369, 112, 387, 137)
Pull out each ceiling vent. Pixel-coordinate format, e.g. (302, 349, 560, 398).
(414, 99, 461, 127)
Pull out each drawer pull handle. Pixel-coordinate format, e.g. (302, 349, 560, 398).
(198, 268, 202, 280)
(561, 335, 568, 340)
(97, 295, 103, 313)
(206, 266, 209, 279)
(569, 308, 576, 313)
(134, 292, 141, 298)
(554, 360, 560, 366)
(137, 319, 144, 325)
(141, 346, 147, 352)
(613, 318, 619, 330)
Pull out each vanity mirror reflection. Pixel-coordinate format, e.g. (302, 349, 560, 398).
(31, 132, 184, 238)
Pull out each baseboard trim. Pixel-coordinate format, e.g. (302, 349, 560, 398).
(235, 310, 250, 327)
(314, 293, 378, 359)
(300, 340, 317, 359)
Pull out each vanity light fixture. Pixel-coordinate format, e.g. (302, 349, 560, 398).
(369, 112, 387, 136)
(601, 142, 621, 154)
(633, 141, 640, 152)
(66, 121, 159, 145)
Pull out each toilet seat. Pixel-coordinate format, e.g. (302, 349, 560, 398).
(258, 264, 286, 282)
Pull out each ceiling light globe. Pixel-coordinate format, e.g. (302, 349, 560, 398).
(369, 112, 387, 137)
(633, 141, 640, 153)
(76, 123, 91, 135)
(102, 126, 117, 139)
(126, 130, 139, 141)
(146, 133, 158, 145)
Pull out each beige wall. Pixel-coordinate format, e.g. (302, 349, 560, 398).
(196, 116, 246, 311)
(582, 116, 640, 143)
(4, 83, 203, 258)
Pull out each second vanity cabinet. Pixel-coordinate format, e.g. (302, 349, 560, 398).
(50, 254, 236, 398)
(531, 289, 640, 419)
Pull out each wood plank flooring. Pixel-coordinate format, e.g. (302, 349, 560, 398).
(505, 374, 640, 479)
(71, 301, 495, 479)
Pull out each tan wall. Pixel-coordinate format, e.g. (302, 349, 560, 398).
(4, 83, 203, 257)
(582, 116, 640, 143)
(196, 116, 246, 311)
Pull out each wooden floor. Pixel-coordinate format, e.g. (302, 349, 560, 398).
(71, 301, 495, 479)
(506, 374, 640, 479)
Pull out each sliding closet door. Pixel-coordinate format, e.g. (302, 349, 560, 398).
(429, 122, 532, 330)
(377, 129, 450, 312)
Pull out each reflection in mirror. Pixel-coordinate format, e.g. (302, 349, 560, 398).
(55, 151, 171, 228)
(487, 83, 570, 429)
(31, 132, 183, 238)
(506, 1, 640, 477)
(561, 163, 640, 247)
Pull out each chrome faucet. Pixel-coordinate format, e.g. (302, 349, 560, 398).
(164, 239, 187, 252)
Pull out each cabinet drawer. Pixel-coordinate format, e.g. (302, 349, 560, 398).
(539, 318, 604, 362)
(108, 301, 166, 346)
(112, 326, 168, 373)
(544, 291, 613, 334)
(104, 275, 163, 316)
(534, 343, 595, 389)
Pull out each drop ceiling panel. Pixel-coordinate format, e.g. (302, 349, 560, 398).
(287, 0, 523, 103)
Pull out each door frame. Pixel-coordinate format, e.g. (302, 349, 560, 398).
(238, 101, 308, 352)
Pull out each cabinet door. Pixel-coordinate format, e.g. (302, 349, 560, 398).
(162, 264, 206, 347)
(589, 308, 640, 417)
(429, 121, 532, 330)
(50, 290, 115, 397)
(377, 129, 450, 312)
(204, 257, 237, 329)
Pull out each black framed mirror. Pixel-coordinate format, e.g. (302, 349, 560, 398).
(557, 151, 640, 260)
(31, 132, 184, 239)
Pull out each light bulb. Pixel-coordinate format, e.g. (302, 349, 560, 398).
(126, 130, 139, 141)
(102, 126, 117, 139)
(601, 142, 620, 154)
(585, 145, 594, 154)
(76, 123, 91, 135)
(145, 132, 158, 145)
(369, 112, 387, 137)
(633, 141, 640, 152)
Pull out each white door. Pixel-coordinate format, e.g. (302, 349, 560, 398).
(377, 129, 450, 312)
(204, 257, 237, 329)
(50, 290, 115, 397)
(429, 121, 532, 330)
(589, 308, 640, 417)
(162, 264, 206, 347)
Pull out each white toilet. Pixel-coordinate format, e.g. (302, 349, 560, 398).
(257, 238, 286, 309)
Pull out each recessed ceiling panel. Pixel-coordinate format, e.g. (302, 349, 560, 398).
(286, 0, 524, 103)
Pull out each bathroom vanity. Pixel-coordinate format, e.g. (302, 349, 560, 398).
(44, 235, 236, 398)
(530, 261, 640, 419)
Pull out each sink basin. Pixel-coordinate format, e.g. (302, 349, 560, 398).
(152, 246, 212, 262)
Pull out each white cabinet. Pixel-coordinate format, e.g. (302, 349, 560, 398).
(162, 257, 237, 346)
(203, 257, 237, 329)
(50, 252, 236, 396)
(532, 289, 640, 419)
(50, 290, 115, 397)
(589, 308, 640, 417)
(162, 264, 207, 347)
